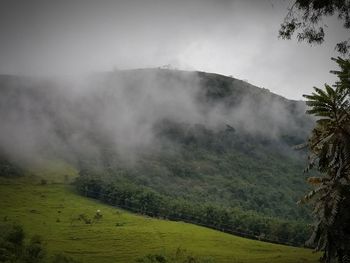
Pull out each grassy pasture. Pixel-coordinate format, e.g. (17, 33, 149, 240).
(0, 179, 319, 263)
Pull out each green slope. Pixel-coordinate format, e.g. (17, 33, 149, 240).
(0, 71, 314, 243)
(0, 180, 318, 263)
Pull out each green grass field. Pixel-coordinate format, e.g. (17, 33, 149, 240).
(0, 178, 319, 263)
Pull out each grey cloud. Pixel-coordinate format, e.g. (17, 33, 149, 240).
(0, 70, 312, 167)
(0, 0, 344, 100)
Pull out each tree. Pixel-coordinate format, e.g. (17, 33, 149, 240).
(279, 2, 350, 261)
(299, 57, 350, 263)
(23, 235, 46, 263)
(279, 0, 350, 56)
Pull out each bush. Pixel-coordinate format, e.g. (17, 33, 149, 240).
(23, 235, 46, 263)
(40, 179, 48, 185)
(52, 253, 80, 263)
(0, 223, 25, 262)
(0, 223, 80, 263)
(136, 248, 213, 263)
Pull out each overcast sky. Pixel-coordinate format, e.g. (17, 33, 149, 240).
(0, 0, 347, 99)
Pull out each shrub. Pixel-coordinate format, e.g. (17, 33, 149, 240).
(136, 248, 213, 263)
(0, 223, 80, 263)
(52, 253, 80, 263)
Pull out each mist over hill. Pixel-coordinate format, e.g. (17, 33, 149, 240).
(0, 69, 316, 245)
(0, 69, 313, 164)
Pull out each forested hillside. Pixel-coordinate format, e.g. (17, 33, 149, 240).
(0, 69, 315, 245)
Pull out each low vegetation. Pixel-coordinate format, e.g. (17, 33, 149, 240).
(0, 223, 78, 263)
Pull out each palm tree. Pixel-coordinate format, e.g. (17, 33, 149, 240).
(300, 57, 350, 263)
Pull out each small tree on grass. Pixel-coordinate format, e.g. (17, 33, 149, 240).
(23, 235, 46, 263)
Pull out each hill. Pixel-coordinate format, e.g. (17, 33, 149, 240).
(0, 69, 315, 245)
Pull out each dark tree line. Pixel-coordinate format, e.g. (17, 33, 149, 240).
(74, 172, 310, 246)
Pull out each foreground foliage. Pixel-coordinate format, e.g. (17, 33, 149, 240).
(301, 57, 350, 262)
(279, 0, 350, 56)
